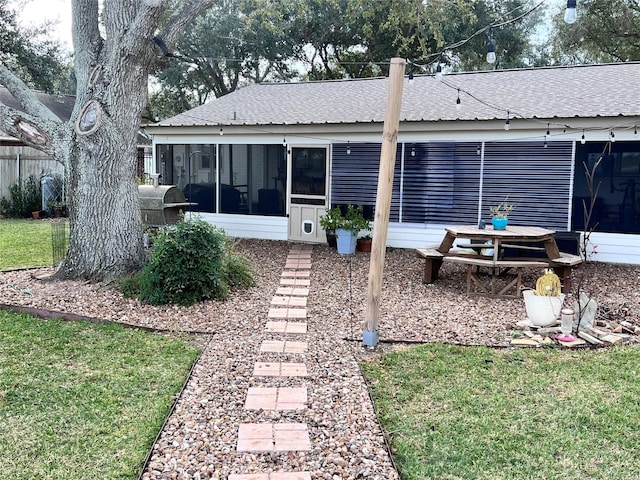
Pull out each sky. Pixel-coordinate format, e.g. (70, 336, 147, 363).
(13, 0, 73, 49)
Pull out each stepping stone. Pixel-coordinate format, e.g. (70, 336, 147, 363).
(268, 308, 307, 319)
(280, 270, 311, 278)
(253, 362, 307, 377)
(260, 340, 308, 353)
(279, 278, 311, 287)
(284, 260, 312, 269)
(237, 423, 311, 452)
(271, 296, 307, 307)
(245, 386, 307, 410)
(275, 287, 309, 297)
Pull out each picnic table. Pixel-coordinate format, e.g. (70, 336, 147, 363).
(416, 225, 583, 297)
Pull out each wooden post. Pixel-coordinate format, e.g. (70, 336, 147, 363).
(363, 57, 406, 346)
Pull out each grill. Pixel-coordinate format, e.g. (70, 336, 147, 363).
(138, 184, 193, 226)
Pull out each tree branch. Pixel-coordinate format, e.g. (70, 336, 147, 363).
(0, 63, 61, 124)
(159, 0, 219, 50)
(72, 0, 103, 90)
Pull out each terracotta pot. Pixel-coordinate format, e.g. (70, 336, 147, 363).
(357, 238, 372, 252)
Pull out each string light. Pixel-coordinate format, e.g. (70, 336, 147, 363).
(544, 138, 548, 148)
(581, 130, 586, 144)
(564, 0, 577, 24)
(610, 129, 615, 142)
(282, 135, 287, 146)
(504, 111, 510, 131)
(408, 71, 414, 85)
(435, 63, 443, 81)
(545, 123, 550, 139)
(411, 145, 416, 157)
(219, 127, 224, 136)
(477, 145, 481, 155)
(346, 141, 351, 155)
(456, 89, 462, 110)
(486, 39, 496, 64)
(635, 125, 638, 135)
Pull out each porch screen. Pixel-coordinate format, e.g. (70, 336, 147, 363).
(482, 141, 574, 230)
(330, 142, 401, 221)
(330, 140, 573, 228)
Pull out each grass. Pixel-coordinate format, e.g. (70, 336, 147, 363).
(0, 310, 201, 480)
(0, 219, 65, 270)
(361, 343, 640, 480)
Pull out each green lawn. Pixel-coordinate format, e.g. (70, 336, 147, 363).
(0, 310, 200, 480)
(0, 219, 65, 270)
(361, 343, 640, 480)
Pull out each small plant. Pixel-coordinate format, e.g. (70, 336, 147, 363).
(319, 206, 343, 231)
(342, 204, 371, 232)
(0, 175, 42, 218)
(320, 204, 371, 234)
(125, 217, 255, 306)
(534, 269, 562, 296)
(489, 200, 515, 219)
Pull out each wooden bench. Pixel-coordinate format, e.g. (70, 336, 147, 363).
(416, 246, 444, 283)
(443, 256, 549, 298)
(549, 253, 583, 290)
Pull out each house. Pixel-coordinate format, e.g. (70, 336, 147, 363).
(145, 62, 640, 265)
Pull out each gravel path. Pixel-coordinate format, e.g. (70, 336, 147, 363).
(1, 239, 639, 479)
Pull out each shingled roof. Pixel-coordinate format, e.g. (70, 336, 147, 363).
(156, 62, 640, 128)
(0, 87, 75, 122)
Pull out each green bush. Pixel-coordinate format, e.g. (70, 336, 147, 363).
(0, 175, 42, 218)
(130, 218, 255, 306)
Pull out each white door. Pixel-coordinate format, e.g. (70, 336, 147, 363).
(288, 146, 329, 243)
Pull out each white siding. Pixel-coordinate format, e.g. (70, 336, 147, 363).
(583, 232, 640, 265)
(191, 213, 288, 241)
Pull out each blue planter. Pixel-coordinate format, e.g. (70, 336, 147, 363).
(492, 217, 508, 230)
(336, 228, 357, 254)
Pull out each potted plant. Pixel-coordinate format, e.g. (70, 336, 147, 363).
(489, 200, 514, 230)
(522, 269, 565, 327)
(335, 204, 371, 255)
(319, 206, 343, 248)
(357, 233, 373, 253)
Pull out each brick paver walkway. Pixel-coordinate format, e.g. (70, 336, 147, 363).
(233, 244, 313, 479)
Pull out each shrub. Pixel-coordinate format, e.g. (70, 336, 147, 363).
(131, 218, 255, 306)
(0, 175, 42, 218)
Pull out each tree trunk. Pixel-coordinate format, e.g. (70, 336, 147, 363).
(0, 0, 218, 281)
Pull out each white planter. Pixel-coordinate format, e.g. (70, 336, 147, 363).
(522, 289, 565, 327)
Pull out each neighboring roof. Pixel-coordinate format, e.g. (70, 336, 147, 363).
(1, 87, 151, 145)
(155, 62, 640, 128)
(0, 87, 76, 122)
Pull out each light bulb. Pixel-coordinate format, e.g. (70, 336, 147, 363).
(564, 0, 577, 24)
(346, 141, 351, 155)
(456, 97, 461, 111)
(634, 125, 638, 135)
(411, 147, 416, 157)
(610, 130, 616, 142)
(435, 63, 443, 81)
(486, 41, 496, 64)
(219, 127, 224, 136)
(581, 130, 586, 144)
(282, 136, 287, 147)
(544, 139, 548, 148)
(504, 113, 510, 131)
(408, 71, 414, 85)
